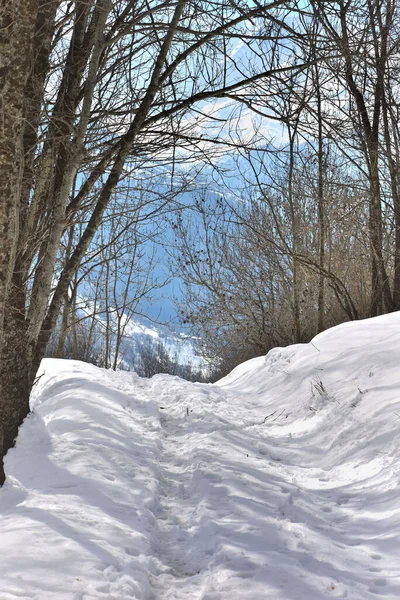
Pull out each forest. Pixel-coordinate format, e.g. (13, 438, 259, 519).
(0, 0, 398, 482)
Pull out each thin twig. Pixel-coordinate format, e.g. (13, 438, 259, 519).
(262, 410, 277, 423)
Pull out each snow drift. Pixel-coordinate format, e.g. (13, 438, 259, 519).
(1, 313, 400, 599)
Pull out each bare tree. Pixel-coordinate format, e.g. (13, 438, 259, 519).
(310, 0, 397, 315)
(172, 140, 369, 373)
(0, 0, 306, 482)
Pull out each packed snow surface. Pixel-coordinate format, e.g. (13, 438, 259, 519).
(1, 313, 400, 599)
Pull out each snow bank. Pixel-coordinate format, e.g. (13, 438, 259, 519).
(1, 313, 400, 598)
(0, 360, 162, 599)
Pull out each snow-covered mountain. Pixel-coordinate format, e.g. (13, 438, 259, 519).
(122, 316, 204, 367)
(2, 312, 400, 598)
(49, 308, 211, 379)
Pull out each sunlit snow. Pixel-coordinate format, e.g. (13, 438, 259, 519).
(1, 313, 400, 598)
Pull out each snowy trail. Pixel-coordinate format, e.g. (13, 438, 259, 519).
(140, 367, 400, 600)
(150, 402, 206, 598)
(1, 313, 400, 598)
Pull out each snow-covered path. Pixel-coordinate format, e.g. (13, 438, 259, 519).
(1, 313, 400, 598)
(144, 373, 400, 600)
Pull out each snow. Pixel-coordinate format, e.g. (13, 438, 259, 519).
(2, 312, 400, 598)
(103, 315, 207, 373)
(126, 321, 161, 339)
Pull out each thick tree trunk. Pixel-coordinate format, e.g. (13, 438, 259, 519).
(0, 0, 39, 344)
(0, 282, 32, 484)
(0, 0, 40, 483)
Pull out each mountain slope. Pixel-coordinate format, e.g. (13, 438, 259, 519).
(1, 313, 400, 598)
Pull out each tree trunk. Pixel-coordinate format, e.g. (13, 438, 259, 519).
(382, 97, 400, 309)
(112, 318, 122, 371)
(0, 0, 40, 483)
(316, 63, 325, 333)
(55, 292, 70, 359)
(0, 281, 32, 484)
(287, 125, 301, 343)
(71, 280, 79, 361)
(55, 225, 75, 358)
(368, 151, 392, 315)
(336, 0, 392, 316)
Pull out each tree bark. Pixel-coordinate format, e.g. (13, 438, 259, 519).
(315, 62, 325, 333)
(0, 0, 41, 483)
(0, 281, 32, 485)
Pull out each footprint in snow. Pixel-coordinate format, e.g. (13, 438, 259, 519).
(270, 455, 283, 462)
(368, 578, 388, 594)
(125, 546, 140, 557)
(337, 495, 351, 505)
(95, 583, 111, 593)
